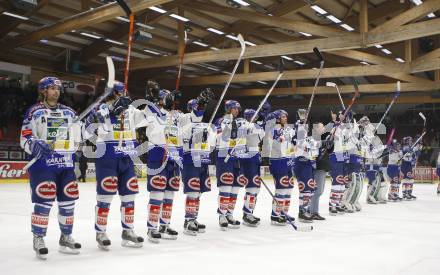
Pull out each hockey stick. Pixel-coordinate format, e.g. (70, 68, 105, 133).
(304, 47, 324, 123)
(175, 30, 188, 91)
(207, 34, 246, 126)
(260, 178, 313, 232)
(24, 56, 116, 171)
(419, 112, 426, 128)
(374, 81, 400, 133)
(326, 82, 345, 109)
(224, 58, 284, 163)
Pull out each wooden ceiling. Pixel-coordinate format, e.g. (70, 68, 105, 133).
(0, 0, 440, 101)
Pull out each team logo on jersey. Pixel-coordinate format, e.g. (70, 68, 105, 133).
(253, 176, 261, 187)
(343, 175, 349, 184)
(101, 176, 118, 193)
(289, 177, 295, 187)
(237, 175, 248, 186)
(205, 178, 212, 189)
(21, 128, 32, 137)
(63, 181, 79, 199)
(220, 172, 234, 185)
(280, 176, 290, 187)
(35, 181, 56, 199)
(336, 175, 345, 184)
(307, 179, 316, 189)
(188, 177, 201, 190)
(298, 181, 305, 191)
(127, 177, 139, 192)
(169, 176, 180, 190)
(150, 175, 167, 190)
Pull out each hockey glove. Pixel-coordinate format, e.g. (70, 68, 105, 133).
(112, 96, 132, 116)
(28, 139, 52, 159)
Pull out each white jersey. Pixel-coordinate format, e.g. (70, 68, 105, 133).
(332, 122, 349, 161)
(266, 123, 296, 160)
(216, 115, 247, 158)
(20, 102, 81, 168)
(85, 103, 146, 158)
(388, 147, 402, 165)
(235, 121, 265, 159)
(294, 122, 319, 160)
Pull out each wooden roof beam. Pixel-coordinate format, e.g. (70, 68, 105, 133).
(0, 0, 173, 49)
(370, 0, 440, 33)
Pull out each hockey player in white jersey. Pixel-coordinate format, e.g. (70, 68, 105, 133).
(180, 90, 216, 235)
(265, 110, 296, 225)
(143, 80, 182, 242)
(84, 81, 145, 250)
(387, 139, 403, 201)
(239, 108, 266, 227)
(293, 109, 320, 222)
(215, 100, 246, 230)
(401, 136, 421, 200)
(21, 77, 81, 259)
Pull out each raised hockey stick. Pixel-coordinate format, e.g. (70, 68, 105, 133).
(260, 178, 313, 232)
(175, 30, 188, 91)
(24, 56, 116, 171)
(208, 34, 246, 126)
(374, 81, 400, 132)
(419, 112, 426, 128)
(326, 82, 345, 109)
(304, 47, 324, 123)
(224, 58, 284, 163)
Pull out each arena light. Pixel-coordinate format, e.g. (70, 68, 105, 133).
(136, 22, 155, 30)
(327, 15, 341, 24)
(80, 32, 101, 39)
(169, 14, 189, 22)
(281, 55, 293, 61)
(143, 49, 161, 55)
(232, 0, 250, 6)
(310, 5, 327, 15)
(149, 6, 167, 13)
(210, 47, 220, 51)
(207, 28, 224, 35)
(427, 13, 436, 18)
(360, 61, 370, 65)
(105, 39, 123, 45)
(299, 32, 312, 37)
(375, 44, 383, 48)
(245, 41, 256, 46)
(294, 60, 305, 66)
(116, 16, 130, 23)
(2, 11, 29, 20)
(382, 48, 392, 55)
(340, 24, 354, 31)
(257, 81, 268, 84)
(226, 34, 239, 41)
(192, 41, 209, 47)
(250, 60, 262, 65)
(395, 57, 405, 63)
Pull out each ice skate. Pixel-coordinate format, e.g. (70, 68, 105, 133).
(194, 220, 206, 233)
(242, 213, 260, 227)
(159, 225, 178, 240)
(147, 229, 161, 243)
(353, 202, 361, 211)
(298, 211, 314, 223)
(329, 206, 338, 216)
(96, 232, 111, 250)
(183, 220, 198, 236)
(121, 229, 144, 248)
(33, 235, 48, 260)
(270, 216, 286, 226)
(226, 215, 240, 229)
(219, 215, 228, 231)
(58, 234, 81, 254)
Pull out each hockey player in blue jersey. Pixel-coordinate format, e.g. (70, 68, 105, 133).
(21, 77, 82, 259)
(437, 152, 440, 195)
(265, 110, 296, 225)
(180, 90, 215, 235)
(84, 81, 145, 250)
(215, 100, 246, 230)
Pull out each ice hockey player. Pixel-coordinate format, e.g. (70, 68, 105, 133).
(341, 114, 365, 212)
(265, 110, 296, 225)
(143, 80, 182, 242)
(239, 108, 266, 227)
(180, 89, 215, 235)
(387, 139, 403, 202)
(294, 109, 319, 222)
(437, 152, 440, 195)
(328, 110, 349, 215)
(401, 136, 421, 200)
(21, 76, 81, 259)
(84, 81, 145, 250)
(215, 100, 246, 230)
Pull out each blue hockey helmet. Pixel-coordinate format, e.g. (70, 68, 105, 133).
(38, 76, 62, 91)
(159, 89, 170, 100)
(402, 136, 412, 145)
(113, 81, 125, 95)
(224, 100, 241, 112)
(243, 108, 256, 122)
(187, 98, 204, 117)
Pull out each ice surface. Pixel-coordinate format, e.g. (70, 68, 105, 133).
(1, 180, 439, 275)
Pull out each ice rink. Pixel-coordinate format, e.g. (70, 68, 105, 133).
(1, 179, 439, 275)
